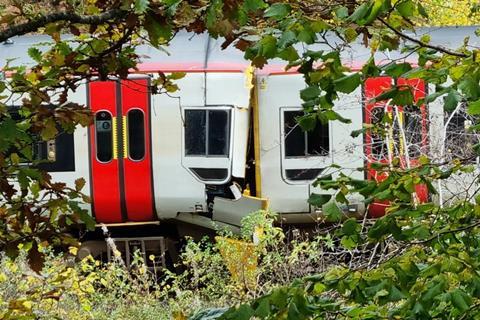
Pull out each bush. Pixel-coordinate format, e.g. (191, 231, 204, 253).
(1, 210, 354, 319)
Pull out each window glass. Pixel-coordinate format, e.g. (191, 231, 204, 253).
(283, 110, 329, 158)
(284, 111, 306, 157)
(208, 110, 229, 156)
(184, 109, 230, 157)
(128, 109, 145, 161)
(95, 111, 113, 162)
(185, 110, 206, 155)
(307, 121, 329, 156)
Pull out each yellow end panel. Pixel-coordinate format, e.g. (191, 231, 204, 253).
(112, 117, 118, 160)
(252, 81, 262, 197)
(122, 115, 128, 159)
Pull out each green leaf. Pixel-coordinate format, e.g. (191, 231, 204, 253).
(41, 118, 58, 141)
(342, 218, 359, 235)
(276, 46, 299, 61)
(468, 99, 480, 115)
(278, 30, 297, 48)
(344, 28, 358, 43)
(297, 29, 316, 44)
(417, 3, 428, 18)
(392, 87, 414, 106)
(334, 73, 361, 94)
(78, 209, 96, 230)
(335, 6, 349, 19)
(168, 72, 186, 80)
(189, 308, 227, 320)
(144, 14, 172, 48)
(297, 114, 317, 131)
(323, 200, 343, 222)
(443, 90, 461, 112)
(451, 289, 471, 312)
(259, 35, 277, 58)
(363, 0, 384, 25)
(134, 0, 150, 14)
(383, 63, 412, 78)
(243, 0, 267, 12)
(362, 56, 381, 77)
(264, 3, 290, 20)
(308, 193, 332, 207)
(349, 2, 370, 23)
(459, 76, 480, 100)
(28, 47, 42, 62)
(300, 85, 321, 101)
(396, 0, 414, 17)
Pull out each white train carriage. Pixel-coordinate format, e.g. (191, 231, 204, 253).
(2, 27, 480, 262)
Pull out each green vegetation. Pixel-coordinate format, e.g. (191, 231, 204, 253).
(1, 0, 480, 319)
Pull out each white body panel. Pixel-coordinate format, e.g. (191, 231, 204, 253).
(151, 72, 251, 220)
(256, 73, 365, 214)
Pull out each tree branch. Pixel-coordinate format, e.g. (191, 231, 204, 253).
(0, 9, 127, 43)
(378, 17, 470, 58)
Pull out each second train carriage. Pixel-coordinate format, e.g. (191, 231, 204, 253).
(1, 27, 479, 262)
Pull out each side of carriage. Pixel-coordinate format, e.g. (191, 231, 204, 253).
(2, 27, 479, 264)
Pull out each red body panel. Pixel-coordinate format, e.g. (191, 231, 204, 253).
(89, 81, 123, 223)
(121, 79, 155, 221)
(364, 77, 428, 217)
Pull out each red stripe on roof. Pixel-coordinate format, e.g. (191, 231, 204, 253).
(135, 62, 250, 73)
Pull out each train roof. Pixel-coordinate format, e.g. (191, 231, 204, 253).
(1, 26, 479, 75)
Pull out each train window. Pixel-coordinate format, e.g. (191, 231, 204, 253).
(95, 111, 113, 162)
(283, 111, 329, 158)
(5, 106, 75, 171)
(185, 109, 230, 157)
(127, 109, 145, 161)
(185, 110, 206, 155)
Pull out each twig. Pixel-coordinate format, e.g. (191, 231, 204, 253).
(378, 17, 470, 58)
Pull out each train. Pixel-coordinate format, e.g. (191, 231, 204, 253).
(1, 26, 479, 266)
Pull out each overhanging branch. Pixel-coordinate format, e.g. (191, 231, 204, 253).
(378, 17, 470, 58)
(0, 9, 127, 43)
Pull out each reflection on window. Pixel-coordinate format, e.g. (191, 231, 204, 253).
(185, 109, 230, 157)
(128, 109, 145, 161)
(285, 169, 323, 181)
(95, 111, 113, 162)
(445, 103, 479, 162)
(283, 111, 329, 158)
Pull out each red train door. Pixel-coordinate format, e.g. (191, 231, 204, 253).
(88, 78, 155, 223)
(364, 77, 428, 217)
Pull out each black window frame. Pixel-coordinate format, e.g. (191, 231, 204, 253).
(127, 108, 146, 161)
(282, 110, 330, 159)
(184, 108, 231, 158)
(95, 110, 114, 163)
(5, 105, 75, 172)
